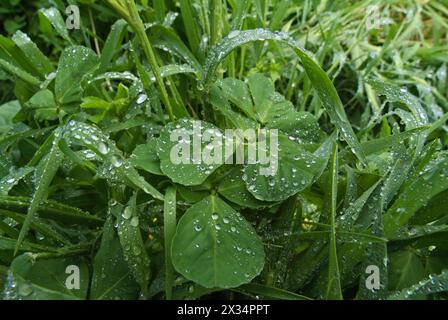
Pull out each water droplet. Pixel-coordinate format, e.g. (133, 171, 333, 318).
(122, 207, 132, 219)
(130, 216, 139, 227)
(98, 142, 109, 155)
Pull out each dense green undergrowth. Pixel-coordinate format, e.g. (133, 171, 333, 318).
(0, 0, 447, 300)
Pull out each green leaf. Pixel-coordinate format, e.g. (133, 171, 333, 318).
(0, 58, 40, 86)
(66, 121, 163, 200)
(218, 166, 270, 209)
(0, 100, 20, 133)
(367, 78, 428, 126)
(15, 130, 63, 254)
(164, 186, 177, 300)
(325, 140, 342, 300)
(0, 196, 103, 226)
(202, 29, 365, 163)
(90, 215, 139, 300)
(388, 270, 448, 300)
(243, 133, 329, 202)
(12, 31, 54, 77)
(98, 19, 128, 73)
(157, 118, 223, 186)
(216, 74, 322, 142)
(383, 152, 448, 237)
(55, 46, 99, 105)
(171, 195, 265, 288)
(388, 250, 426, 291)
(130, 140, 163, 175)
(0, 166, 33, 195)
(151, 25, 202, 73)
(3, 253, 89, 300)
(115, 194, 151, 296)
(38, 8, 71, 42)
(26, 89, 58, 121)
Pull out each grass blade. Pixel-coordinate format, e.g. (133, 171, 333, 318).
(163, 186, 177, 300)
(15, 131, 63, 255)
(326, 139, 342, 300)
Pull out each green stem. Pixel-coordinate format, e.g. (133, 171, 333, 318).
(107, 0, 176, 121)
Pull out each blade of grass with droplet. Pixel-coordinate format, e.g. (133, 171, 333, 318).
(12, 31, 54, 77)
(38, 8, 71, 43)
(0, 196, 103, 226)
(202, 29, 365, 163)
(270, 0, 291, 31)
(179, 0, 201, 56)
(151, 25, 202, 73)
(0, 236, 59, 253)
(325, 139, 342, 300)
(387, 270, 448, 300)
(383, 153, 448, 238)
(0, 58, 41, 86)
(163, 186, 176, 300)
(15, 131, 63, 255)
(115, 193, 151, 297)
(90, 214, 139, 300)
(238, 283, 312, 300)
(98, 19, 128, 73)
(0, 167, 34, 196)
(0, 208, 71, 245)
(366, 78, 428, 126)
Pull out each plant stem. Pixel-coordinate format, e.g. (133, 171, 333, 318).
(107, 0, 176, 121)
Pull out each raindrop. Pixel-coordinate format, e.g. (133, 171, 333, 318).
(122, 207, 132, 220)
(130, 216, 139, 227)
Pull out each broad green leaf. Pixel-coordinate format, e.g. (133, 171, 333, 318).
(209, 85, 258, 130)
(218, 166, 270, 208)
(157, 118, 223, 186)
(171, 195, 265, 288)
(243, 134, 327, 202)
(217, 78, 254, 118)
(388, 250, 426, 291)
(3, 253, 89, 300)
(90, 215, 139, 300)
(202, 29, 365, 163)
(130, 140, 163, 175)
(216, 74, 322, 142)
(55, 46, 99, 105)
(26, 89, 58, 121)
